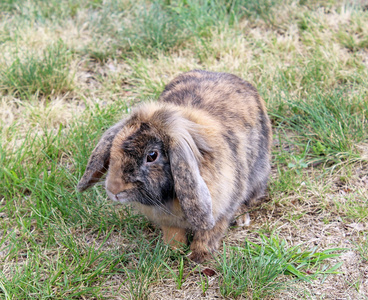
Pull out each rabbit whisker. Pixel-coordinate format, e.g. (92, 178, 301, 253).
(141, 188, 178, 218)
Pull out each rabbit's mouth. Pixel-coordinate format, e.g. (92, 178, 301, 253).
(106, 189, 130, 204)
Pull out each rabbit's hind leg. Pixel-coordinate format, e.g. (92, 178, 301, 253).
(189, 215, 230, 263)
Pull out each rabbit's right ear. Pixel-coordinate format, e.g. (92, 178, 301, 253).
(168, 121, 215, 231)
(77, 121, 125, 192)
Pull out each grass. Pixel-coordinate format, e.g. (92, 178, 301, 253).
(356, 233, 368, 262)
(272, 86, 368, 164)
(0, 0, 368, 299)
(217, 235, 343, 298)
(0, 40, 73, 99)
(0, 228, 127, 299)
(88, 0, 249, 58)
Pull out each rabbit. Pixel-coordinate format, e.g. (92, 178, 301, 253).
(77, 70, 272, 263)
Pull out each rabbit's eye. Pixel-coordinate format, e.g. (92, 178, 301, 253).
(146, 151, 158, 163)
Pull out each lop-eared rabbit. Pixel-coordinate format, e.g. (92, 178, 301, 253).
(77, 70, 272, 263)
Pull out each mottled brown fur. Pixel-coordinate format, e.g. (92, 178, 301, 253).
(161, 225, 187, 248)
(189, 214, 231, 263)
(77, 70, 272, 263)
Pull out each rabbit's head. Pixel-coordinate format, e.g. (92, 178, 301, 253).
(77, 103, 215, 230)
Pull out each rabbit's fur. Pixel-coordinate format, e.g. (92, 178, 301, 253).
(77, 70, 272, 263)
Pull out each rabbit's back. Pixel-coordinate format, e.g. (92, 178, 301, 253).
(159, 70, 272, 218)
(160, 70, 266, 126)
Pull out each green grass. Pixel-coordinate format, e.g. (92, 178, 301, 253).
(0, 40, 73, 99)
(123, 238, 176, 300)
(0, 228, 128, 299)
(334, 193, 368, 221)
(76, 0, 252, 60)
(272, 86, 368, 165)
(356, 233, 368, 262)
(0, 0, 91, 20)
(0, 0, 368, 298)
(0, 102, 130, 227)
(217, 235, 343, 298)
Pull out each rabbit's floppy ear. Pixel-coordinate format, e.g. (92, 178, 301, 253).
(77, 121, 126, 192)
(169, 124, 215, 230)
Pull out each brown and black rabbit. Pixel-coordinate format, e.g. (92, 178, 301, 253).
(77, 70, 272, 263)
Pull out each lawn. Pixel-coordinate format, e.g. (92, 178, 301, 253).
(0, 0, 367, 299)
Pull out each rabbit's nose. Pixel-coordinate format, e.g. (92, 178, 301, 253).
(105, 176, 123, 195)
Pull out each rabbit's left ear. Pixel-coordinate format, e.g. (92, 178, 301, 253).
(77, 121, 126, 192)
(169, 133, 215, 230)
